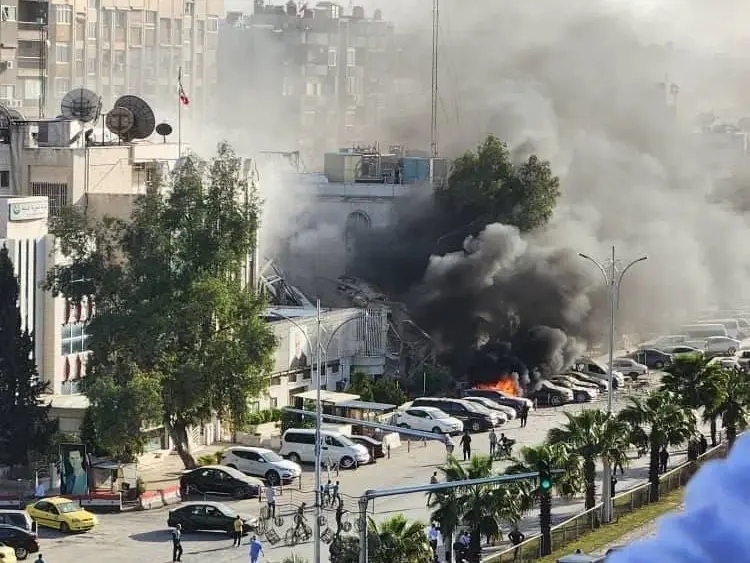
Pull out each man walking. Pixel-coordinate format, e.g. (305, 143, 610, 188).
(488, 428, 497, 458)
(509, 527, 525, 561)
(427, 523, 440, 562)
(171, 523, 183, 562)
(427, 471, 439, 505)
(249, 535, 263, 563)
(233, 514, 244, 547)
(520, 405, 529, 428)
(265, 483, 276, 519)
(460, 430, 472, 461)
(659, 447, 670, 473)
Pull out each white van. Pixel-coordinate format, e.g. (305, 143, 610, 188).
(699, 319, 740, 340)
(279, 428, 370, 469)
(680, 324, 728, 340)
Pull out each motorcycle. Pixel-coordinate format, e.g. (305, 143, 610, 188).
(494, 438, 516, 460)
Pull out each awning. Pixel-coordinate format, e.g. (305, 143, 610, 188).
(293, 390, 360, 405)
(335, 400, 396, 411)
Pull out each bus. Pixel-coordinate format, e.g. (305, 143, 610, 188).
(698, 319, 740, 340)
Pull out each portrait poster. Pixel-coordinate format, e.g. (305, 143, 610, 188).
(59, 443, 89, 496)
(288, 326, 310, 371)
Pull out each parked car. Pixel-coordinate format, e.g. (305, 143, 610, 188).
(392, 406, 463, 435)
(611, 358, 649, 378)
(627, 348, 672, 369)
(349, 435, 385, 461)
(0, 526, 38, 560)
(26, 497, 97, 533)
(0, 543, 16, 563)
(704, 336, 741, 356)
(665, 345, 703, 356)
(0, 512, 34, 534)
(410, 398, 497, 432)
(179, 465, 263, 499)
(642, 335, 687, 350)
(567, 371, 609, 391)
(462, 396, 517, 420)
(463, 389, 533, 415)
(220, 446, 301, 485)
(735, 348, 750, 370)
(167, 502, 257, 535)
(279, 429, 370, 468)
(548, 376, 598, 403)
(526, 380, 574, 407)
(571, 358, 625, 388)
(708, 356, 744, 373)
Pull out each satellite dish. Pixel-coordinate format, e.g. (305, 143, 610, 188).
(113, 95, 155, 139)
(155, 123, 172, 137)
(61, 88, 101, 123)
(105, 106, 135, 138)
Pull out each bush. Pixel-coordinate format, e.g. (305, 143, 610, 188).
(246, 408, 282, 427)
(197, 452, 223, 466)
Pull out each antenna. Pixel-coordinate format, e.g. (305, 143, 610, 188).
(430, 0, 439, 157)
(105, 106, 135, 140)
(112, 95, 155, 140)
(60, 88, 101, 123)
(155, 122, 173, 143)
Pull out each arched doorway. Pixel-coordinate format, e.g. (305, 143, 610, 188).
(345, 211, 371, 254)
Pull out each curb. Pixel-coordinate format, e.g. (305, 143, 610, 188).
(139, 485, 182, 510)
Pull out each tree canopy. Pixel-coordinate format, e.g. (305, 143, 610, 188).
(435, 135, 561, 243)
(44, 143, 277, 466)
(347, 371, 407, 406)
(0, 246, 57, 466)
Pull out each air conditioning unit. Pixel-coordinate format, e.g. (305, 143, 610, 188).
(4, 60, 13, 70)
(8, 99, 22, 108)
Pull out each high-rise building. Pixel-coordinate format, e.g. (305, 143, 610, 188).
(0, 0, 222, 120)
(218, 1, 394, 167)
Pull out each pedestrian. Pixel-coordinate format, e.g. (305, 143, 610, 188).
(233, 514, 244, 547)
(488, 428, 497, 458)
(610, 475, 617, 497)
(659, 447, 669, 473)
(520, 405, 529, 428)
(460, 430, 472, 461)
(335, 498, 345, 537)
(533, 397, 538, 411)
(509, 527, 525, 561)
(34, 480, 46, 499)
(427, 471, 438, 505)
(171, 523, 183, 562)
(427, 523, 440, 562)
(699, 434, 708, 455)
(35, 555, 45, 563)
(265, 483, 276, 519)
(249, 535, 263, 563)
(333, 480, 341, 503)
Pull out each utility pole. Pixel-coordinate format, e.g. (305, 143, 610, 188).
(429, 0, 439, 157)
(313, 299, 322, 563)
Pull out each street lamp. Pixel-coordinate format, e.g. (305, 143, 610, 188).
(578, 246, 646, 523)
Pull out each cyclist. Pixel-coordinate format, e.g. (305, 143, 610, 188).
(294, 502, 308, 538)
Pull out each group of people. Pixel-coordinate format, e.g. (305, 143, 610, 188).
(488, 430, 515, 459)
(170, 519, 264, 563)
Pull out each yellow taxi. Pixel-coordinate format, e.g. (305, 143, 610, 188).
(0, 543, 17, 562)
(27, 497, 98, 533)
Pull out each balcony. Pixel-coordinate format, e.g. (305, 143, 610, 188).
(18, 21, 44, 42)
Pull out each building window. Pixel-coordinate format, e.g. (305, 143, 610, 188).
(347, 76, 357, 95)
(0, 84, 14, 100)
(103, 23, 111, 42)
(23, 79, 41, 100)
(55, 5, 72, 24)
(195, 20, 204, 43)
(144, 10, 156, 25)
(282, 77, 293, 96)
(345, 111, 355, 128)
(75, 47, 84, 62)
(145, 27, 155, 46)
(159, 18, 171, 44)
(305, 79, 321, 97)
(327, 48, 336, 67)
(184, 2, 194, 16)
(0, 171, 8, 188)
(56, 44, 70, 63)
(206, 17, 218, 32)
(269, 397, 278, 408)
(88, 0, 96, 8)
(130, 26, 142, 45)
(87, 22, 96, 39)
(55, 78, 70, 97)
(86, 57, 96, 74)
(346, 47, 356, 67)
(114, 50, 125, 69)
(61, 322, 90, 356)
(114, 10, 126, 28)
(31, 182, 68, 217)
(1, 6, 17, 22)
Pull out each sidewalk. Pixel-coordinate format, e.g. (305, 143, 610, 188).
(136, 443, 228, 490)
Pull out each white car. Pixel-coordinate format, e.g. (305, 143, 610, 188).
(705, 336, 740, 355)
(462, 396, 517, 420)
(220, 446, 302, 485)
(611, 358, 649, 377)
(393, 406, 463, 435)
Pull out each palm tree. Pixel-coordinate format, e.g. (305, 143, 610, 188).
(546, 409, 629, 509)
(428, 455, 526, 559)
(618, 391, 696, 502)
(704, 370, 750, 450)
(662, 353, 723, 445)
(367, 514, 432, 563)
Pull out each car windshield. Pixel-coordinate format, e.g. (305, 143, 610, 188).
(337, 435, 356, 447)
(56, 502, 80, 514)
(262, 451, 283, 462)
(219, 505, 237, 518)
(430, 410, 449, 419)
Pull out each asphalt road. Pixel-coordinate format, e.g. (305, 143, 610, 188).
(41, 385, 704, 563)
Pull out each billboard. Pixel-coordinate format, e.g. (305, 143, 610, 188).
(59, 443, 89, 495)
(288, 326, 310, 371)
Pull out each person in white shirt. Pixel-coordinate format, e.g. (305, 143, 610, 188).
(34, 482, 46, 499)
(427, 523, 440, 561)
(265, 485, 276, 519)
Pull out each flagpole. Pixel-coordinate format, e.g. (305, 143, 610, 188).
(177, 66, 182, 158)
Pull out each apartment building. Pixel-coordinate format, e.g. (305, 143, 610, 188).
(0, 0, 221, 121)
(218, 1, 395, 167)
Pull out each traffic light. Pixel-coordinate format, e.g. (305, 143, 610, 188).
(538, 461, 553, 493)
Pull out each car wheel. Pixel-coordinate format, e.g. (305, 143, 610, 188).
(340, 456, 355, 469)
(549, 395, 562, 407)
(432, 426, 443, 434)
(60, 522, 70, 533)
(470, 420, 481, 432)
(574, 392, 586, 403)
(729, 348, 737, 355)
(15, 547, 28, 560)
(266, 470, 281, 485)
(655, 361, 664, 369)
(287, 453, 301, 464)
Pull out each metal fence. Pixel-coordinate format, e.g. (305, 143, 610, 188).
(484, 438, 731, 563)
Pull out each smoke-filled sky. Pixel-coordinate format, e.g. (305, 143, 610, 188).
(213, 0, 750, 381)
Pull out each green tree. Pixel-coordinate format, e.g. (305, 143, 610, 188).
(371, 377, 407, 406)
(401, 364, 455, 397)
(436, 135, 560, 236)
(368, 514, 432, 563)
(429, 455, 526, 558)
(347, 371, 374, 401)
(704, 370, 750, 450)
(546, 409, 629, 510)
(618, 391, 695, 502)
(44, 144, 277, 467)
(0, 246, 57, 466)
(662, 354, 723, 445)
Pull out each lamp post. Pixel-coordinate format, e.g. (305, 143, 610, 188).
(400, 319, 436, 393)
(578, 246, 647, 523)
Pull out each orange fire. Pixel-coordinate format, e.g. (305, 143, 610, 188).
(476, 376, 521, 397)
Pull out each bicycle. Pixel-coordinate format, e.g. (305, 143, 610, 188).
(285, 523, 312, 546)
(336, 512, 362, 534)
(259, 505, 285, 527)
